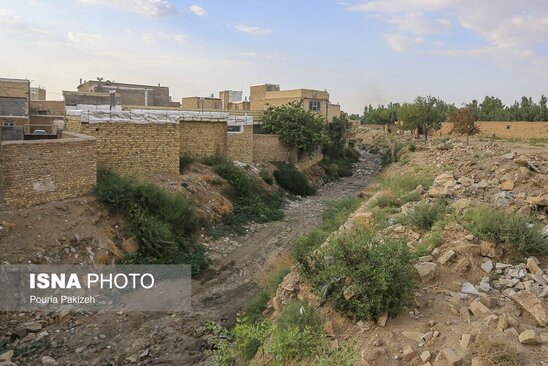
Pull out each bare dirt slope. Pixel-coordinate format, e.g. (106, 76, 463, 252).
(0, 153, 381, 366)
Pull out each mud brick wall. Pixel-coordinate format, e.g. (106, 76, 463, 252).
(1, 132, 96, 208)
(227, 125, 253, 163)
(179, 120, 227, 158)
(81, 122, 179, 175)
(438, 121, 548, 139)
(65, 115, 81, 132)
(252, 134, 289, 162)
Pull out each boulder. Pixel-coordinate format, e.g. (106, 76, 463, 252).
(479, 241, 503, 259)
(438, 250, 456, 265)
(499, 180, 515, 191)
(415, 262, 438, 282)
(518, 329, 540, 344)
(510, 290, 548, 327)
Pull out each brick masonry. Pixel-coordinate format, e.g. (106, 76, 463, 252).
(180, 120, 227, 158)
(252, 134, 289, 162)
(81, 122, 179, 175)
(1, 131, 96, 208)
(227, 125, 254, 163)
(438, 121, 548, 139)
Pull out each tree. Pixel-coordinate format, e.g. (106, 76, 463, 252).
(261, 102, 327, 162)
(398, 96, 450, 140)
(325, 115, 352, 158)
(448, 107, 479, 144)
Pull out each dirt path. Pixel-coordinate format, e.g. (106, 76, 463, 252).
(3, 153, 381, 366)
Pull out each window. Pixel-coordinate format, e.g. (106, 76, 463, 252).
(227, 125, 243, 134)
(309, 100, 321, 112)
(3, 121, 15, 127)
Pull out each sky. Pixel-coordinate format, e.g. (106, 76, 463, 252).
(0, 0, 546, 114)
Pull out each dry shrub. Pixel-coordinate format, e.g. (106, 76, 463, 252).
(476, 336, 520, 366)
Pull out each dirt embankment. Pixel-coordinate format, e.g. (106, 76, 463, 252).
(265, 136, 548, 365)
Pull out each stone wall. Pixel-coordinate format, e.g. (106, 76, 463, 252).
(252, 134, 289, 162)
(1, 131, 96, 208)
(227, 125, 254, 163)
(65, 115, 81, 132)
(296, 151, 324, 171)
(438, 121, 548, 140)
(81, 122, 179, 175)
(180, 120, 227, 158)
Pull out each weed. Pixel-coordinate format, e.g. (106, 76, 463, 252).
(463, 207, 548, 256)
(259, 168, 274, 185)
(476, 336, 519, 366)
(306, 229, 416, 321)
(273, 162, 316, 196)
(179, 153, 194, 173)
(314, 343, 357, 366)
(405, 200, 448, 231)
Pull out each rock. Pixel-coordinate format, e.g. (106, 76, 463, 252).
(479, 241, 502, 258)
(352, 212, 374, 229)
(474, 180, 489, 188)
(510, 290, 548, 327)
(41, 356, 57, 366)
(419, 255, 434, 262)
(58, 307, 71, 324)
(499, 180, 515, 191)
(527, 257, 542, 275)
(503, 152, 516, 159)
(458, 176, 474, 187)
(0, 362, 17, 366)
(438, 250, 456, 265)
(499, 278, 519, 288)
(415, 262, 438, 282)
(469, 298, 491, 316)
(440, 347, 464, 365)
(496, 263, 512, 269)
(461, 282, 480, 295)
(0, 351, 13, 362)
(402, 331, 425, 342)
(392, 224, 406, 233)
(460, 333, 472, 350)
(481, 260, 493, 273)
(121, 237, 139, 254)
(493, 192, 511, 207)
(420, 351, 432, 362)
(497, 313, 508, 331)
(453, 199, 472, 214)
(518, 329, 540, 344)
(403, 345, 416, 361)
(460, 306, 471, 324)
(343, 285, 356, 300)
(377, 312, 388, 327)
(428, 172, 457, 197)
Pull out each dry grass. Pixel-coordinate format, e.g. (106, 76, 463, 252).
(476, 336, 520, 366)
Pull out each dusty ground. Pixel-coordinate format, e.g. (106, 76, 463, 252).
(0, 152, 381, 365)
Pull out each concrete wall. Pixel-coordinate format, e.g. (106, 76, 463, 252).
(181, 97, 223, 110)
(438, 121, 548, 139)
(252, 134, 289, 162)
(81, 122, 179, 175)
(179, 120, 227, 158)
(227, 125, 254, 163)
(1, 131, 96, 208)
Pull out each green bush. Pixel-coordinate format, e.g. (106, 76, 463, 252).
(314, 343, 357, 366)
(203, 156, 285, 236)
(179, 153, 194, 173)
(272, 162, 316, 196)
(320, 147, 360, 181)
(371, 191, 399, 208)
(267, 301, 324, 363)
(306, 229, 416, 320)
(292, 199, 362, 272)
(95, 170, 207, 275)
(405, 200, 448, 231)
(463, 207, 548, 256)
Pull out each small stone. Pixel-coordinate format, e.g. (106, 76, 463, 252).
(464, 234, 477, 242)
(438, 250, 456, 265)
(440, 347, 464, 365)
(58, 307, 71, 324)
(497, 313, 508, 331)
(469, 298, 491, 316)
(420, 351, 432, 362)
(402, 331, 425, 342)
(527, 257, 542, 275)
(377, 312, 388, 327)
(511, 290, 548, 327)
(41, 356, 57, 366)
(460, 334, 472, 350)
(0, 351, 14, 362)
(518, 329, 540, 345)
(499, 180, 515, 191)
(480, 241, 502, 258)
(461, 282, 480, 295)
(481, 260, 493, 273)
(503, 152, 516, 159)
(415, 262, 438, 282)
(403, 345, 416, 361)
(499, 278, 519, 287)
(419, 255, 434, 262)
(460, 306, 471, 324)
(496, 263, 512, 269)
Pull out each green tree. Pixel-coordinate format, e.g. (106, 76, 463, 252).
(325, 115, 352, 158)
(398, 96, 450, 140)
(448, 106, 480, 144)
(262, 102, 327, 161)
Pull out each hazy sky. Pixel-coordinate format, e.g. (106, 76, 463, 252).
(0, 0, 546, 114)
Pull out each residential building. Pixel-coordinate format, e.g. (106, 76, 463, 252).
(30, 87, 46, 101)
(249, 83, 341, 122)
(0, 77, 30, 127)
(63, 78, 172, 107)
